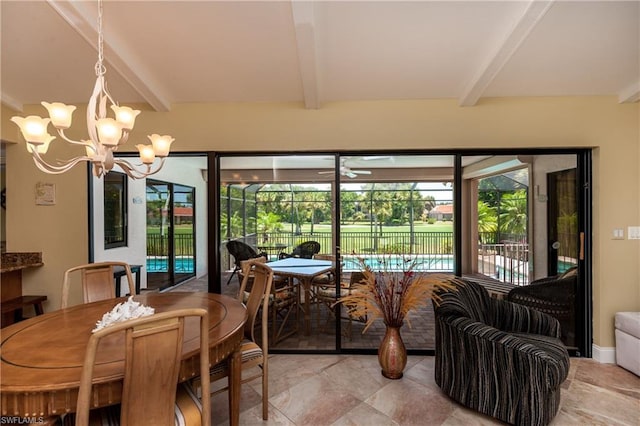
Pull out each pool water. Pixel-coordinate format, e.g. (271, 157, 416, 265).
(342, 255, 454, 272)
(147, 257, 194, 273)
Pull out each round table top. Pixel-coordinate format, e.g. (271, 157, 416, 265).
(1, 292, 247, 392)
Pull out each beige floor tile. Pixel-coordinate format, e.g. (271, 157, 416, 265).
(559, 380, 640, 426)
(331, 401, 400, 426)
(365, 378, 455, 425)
(269, 375, 361, 425)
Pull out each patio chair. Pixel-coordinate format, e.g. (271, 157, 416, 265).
(226, 240, 267, 285)
(316, 271, 367, 339)
(278, 240, 321, 260)
(506, 267, 578, 347)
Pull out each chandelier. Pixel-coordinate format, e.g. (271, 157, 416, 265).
(10, 0, 173, 179)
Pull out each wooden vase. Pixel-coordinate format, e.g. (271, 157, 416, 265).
(378, 325, 407, 379)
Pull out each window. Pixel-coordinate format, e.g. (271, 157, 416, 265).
(104, 172, 127, 249)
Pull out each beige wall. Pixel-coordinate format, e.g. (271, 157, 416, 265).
(3, 96, 639, 349)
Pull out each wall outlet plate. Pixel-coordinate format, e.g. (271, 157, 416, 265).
(628, 226, 640, 240)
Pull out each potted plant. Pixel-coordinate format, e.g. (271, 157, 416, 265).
(336, 255, 458, 379)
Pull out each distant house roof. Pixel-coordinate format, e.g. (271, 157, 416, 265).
(174, 207, 193, 217)
(431, 204, 453, 214)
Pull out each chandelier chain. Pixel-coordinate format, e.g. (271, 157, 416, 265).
(95, 0, 106, 77)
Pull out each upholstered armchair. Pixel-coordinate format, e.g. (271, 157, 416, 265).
(433, 280, 570, 426)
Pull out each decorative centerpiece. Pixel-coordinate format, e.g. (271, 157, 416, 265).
(93, 296, 155, 332)
(336, 256, 458, 379)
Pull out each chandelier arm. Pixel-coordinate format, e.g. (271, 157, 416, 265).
(31, 151, 94, 175)
(114, 158, 166, 179)
(56, 129, 94, 148)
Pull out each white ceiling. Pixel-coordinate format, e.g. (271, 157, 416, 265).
(2, 0, 638, 113)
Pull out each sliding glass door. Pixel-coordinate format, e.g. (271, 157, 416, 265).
(214, 151, 590, 356)
(338, 155, 455, 350)
(146, 179, 196, 290)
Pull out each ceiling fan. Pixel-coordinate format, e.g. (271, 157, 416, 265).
(318, 159, 372, 178)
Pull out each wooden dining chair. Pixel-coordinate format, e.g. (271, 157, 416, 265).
(194, 259, 273, 420)
(238, 257, 298, 344)
(72, 309, 211, 426)
(61, 261, 136, 308)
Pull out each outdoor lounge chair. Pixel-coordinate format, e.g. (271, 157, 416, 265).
(278, 240, 321, 259)
(226, 240, 266, 285)
(506, 267, 578, 348)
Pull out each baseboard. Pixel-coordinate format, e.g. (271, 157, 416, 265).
(592, 344, 616, 364)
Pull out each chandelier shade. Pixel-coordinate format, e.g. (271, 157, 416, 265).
(10, 0, 173, 179)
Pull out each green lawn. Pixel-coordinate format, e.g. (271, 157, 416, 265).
(280, 221, 453, 233)
(147, 225, 193, 235)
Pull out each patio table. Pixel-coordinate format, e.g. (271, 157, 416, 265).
(267, 257, 334, 335)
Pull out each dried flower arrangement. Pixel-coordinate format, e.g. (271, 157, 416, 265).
(335, 255, 460, 332)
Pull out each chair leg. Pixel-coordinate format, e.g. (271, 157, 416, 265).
(226, 268, 238, 285)
(262, 361, 268, 420)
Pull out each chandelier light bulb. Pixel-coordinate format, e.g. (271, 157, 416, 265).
(111, 105, 140, 130)
(41, 102, 76, 129)
(26, 137, 54, 154)
(96, 118, 123, 146)
(148, 134, 174, 157)
(136, 144, 156, 164)
(10, 116, 53, 144)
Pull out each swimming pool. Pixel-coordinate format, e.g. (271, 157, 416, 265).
(147, 257, 194, 273)
(342, 254, 455, 272)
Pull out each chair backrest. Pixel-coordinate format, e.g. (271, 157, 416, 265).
(62, 261, 136, 308)
(434, 280, 492, 324)
(227, 240, 263, 267)
(75, 309, 211, 426)
(348, 271, 366, 288)
(291, 241, 321, 259)
(238, 259, 274, 343)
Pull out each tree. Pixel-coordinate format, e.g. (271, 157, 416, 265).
(257, 212, 283, 238)
(302, 190, 329, 234)
(477, 200, 498, 243)
(499, 190, 528, 236)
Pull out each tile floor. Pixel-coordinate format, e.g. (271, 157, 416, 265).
(167, 277, 640, 425)
(207, 354, 639, 426)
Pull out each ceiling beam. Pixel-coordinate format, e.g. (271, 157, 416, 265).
(459, 0, 554, 107)
(46, 0, 171, 112)
(1, 92, 23, 112)
(618, 82, 640, 103)
(291, 1, 320, 109)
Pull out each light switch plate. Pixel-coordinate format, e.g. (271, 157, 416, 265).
(628, 226, 640, 240)
(613, 229, 624, 240)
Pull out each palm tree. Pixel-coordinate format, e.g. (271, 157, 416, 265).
(257, 212, 283, 241)
(477, 201, 497, 243)
(304, 191, 329, 234)
(499, 190, 528, 237)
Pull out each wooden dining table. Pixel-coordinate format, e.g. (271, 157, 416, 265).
(267, 257, 334, 335)
(0, 292, 247, 426)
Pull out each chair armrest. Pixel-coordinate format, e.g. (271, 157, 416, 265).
(489, 297, 562, 338)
